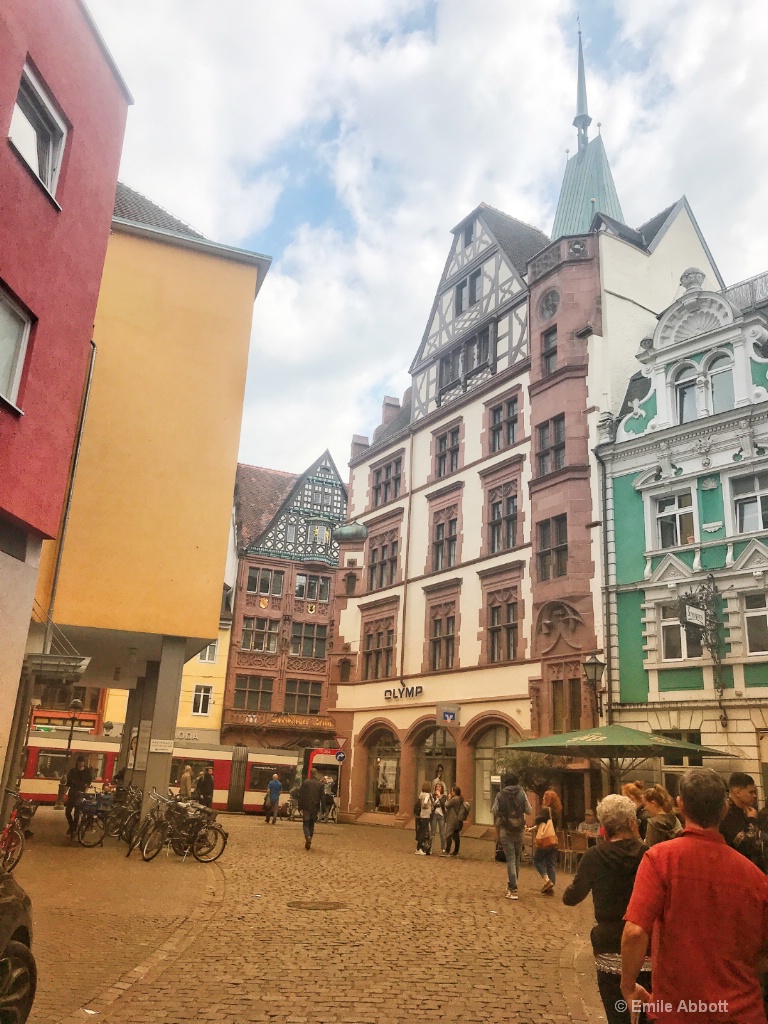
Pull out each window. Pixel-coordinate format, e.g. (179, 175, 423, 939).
(372, 457, 402, 507)
(0, 288, 31, 405)
(656, 492, 694, 548)
(542, 327, 558, 377)
(246, 568, 284, 596)
(439, 328, 491, 391)
(708, 354, 734, 414)
(552, 677, 582, 733)
(362, 627, 395, 680)
(490, 398, 518, 453)
(8, 65, 67, 195)
(242, 617, 279, 653)
(430, 614, 455, 671)
(469, 269, 482, 306)
(233, 675, 273, 711)
(536, 415, 566, 476)
(249, 764, 295, 792)
(733, 473, 768, 533)
(295, 574, 331, 602)
(290, 622, 327, 658)
(344, 572, 357, 596)
(463, 221, 474, 247)
(368, 540, 398, 591)
(432, 517, 457, 572)
(192, 684, 213, 716)
(455, 279, 468, 315)
(436, 427, 460, 477)
(745, 594, 768, 654)
(489, 601, 518, 663)
(660, 605, 703, 660)
(537, 515, 568, 580)
(656, 730, 703, 768)
(198, 641, 217, 663)
(674, 365, 698, 424)
(285, 679, 322, 715)
(489, 494, 517, 554)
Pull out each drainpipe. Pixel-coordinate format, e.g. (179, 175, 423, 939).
(593, 442, 614, 726)
(398, 430, 415, 683)
(44, 340, 97, 652)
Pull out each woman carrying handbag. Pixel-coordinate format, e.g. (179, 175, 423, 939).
(530, 804, 558, 894)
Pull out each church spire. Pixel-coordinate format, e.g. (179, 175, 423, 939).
(573, 29, 592, 154)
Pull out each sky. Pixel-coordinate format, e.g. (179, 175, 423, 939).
(87, 0, 768, 477)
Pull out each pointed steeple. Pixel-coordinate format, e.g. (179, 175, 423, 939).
(551, 29, 624, 240)
(573, 30, 592, 154)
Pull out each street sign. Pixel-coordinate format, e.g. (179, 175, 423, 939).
(335, 751, 346, 763)
(335, 737, 347, 749)
(685, 605, 706, 627)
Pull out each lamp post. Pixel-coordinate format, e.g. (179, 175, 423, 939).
(54, 698, 83, 810)
(583, 653, 606, 719)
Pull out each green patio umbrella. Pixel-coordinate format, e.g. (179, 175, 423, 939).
(501, 724, 732, 783)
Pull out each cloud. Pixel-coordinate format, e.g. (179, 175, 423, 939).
(86, 0, 768, 475)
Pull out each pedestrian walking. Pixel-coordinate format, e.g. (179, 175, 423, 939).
(541, 788, 562, 829)
(530, 805, 558, 895)
(321, 775, 335, 821)
(720, 771, 766, 871)
(298, 768, 324, 850)
(195, 766, 214, 808)
(64, 756, 93, 838)
(492, 772, 531, 900)
(265, 773, 282, 824)
(443, 785, 465, 857)
(414, 781, 433, 856)
(431, 781, 446, 854)
(621, 767, 768, 1024)
(178, 764, 194, 800)
(642, 784, 682, 847)
(563, 794, 650, 1024)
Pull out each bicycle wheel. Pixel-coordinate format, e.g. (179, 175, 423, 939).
(78, 814, 105, 848)
(120, 810, 140, 845)
(193, 824, 227, 863)
(171, 836, 192, 857)
(105, 806, 126, 837)
(1, 826, 24, 871)
(141, 824, 167, 861)
(127, 816, 153, 858)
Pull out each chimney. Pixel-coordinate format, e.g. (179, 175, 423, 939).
(381, 396, 400, 429)
(351, 434, 369, 461)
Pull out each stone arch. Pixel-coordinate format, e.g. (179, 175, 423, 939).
(357, 717, 400, 747)
(462, 710, 524, 747)
(404, 715, 455, 747)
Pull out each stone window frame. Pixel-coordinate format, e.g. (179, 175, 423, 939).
(367, 448, 406, 511)
(541, 325, 558, 377)
(535, 413, 566, 477)
(359, 595, 400, 682)
(477, 562, 525, 666)
(364, 507, 404, 594)
(478, 455, 524, 558)
(428, 417, 464, 485)
(424, 481, 464, 576)
(481, 384, 524, 458)
(537, 513, 568, 580)
(422, 578, 462, 674)
(547, 659, 584, 735)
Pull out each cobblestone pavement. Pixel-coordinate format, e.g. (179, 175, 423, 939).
(16, 810, 606, 1024)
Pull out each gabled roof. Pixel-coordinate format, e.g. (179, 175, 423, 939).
(235, 464, 299, 551)
(477, 205, 550, 278)
(114, 182, 206, 240)
(636, 203, 677, 248)
(552, 134, 624, 239)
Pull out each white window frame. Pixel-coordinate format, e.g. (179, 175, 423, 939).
(731, 472, 768, 535)
(192, 684, 213, 716)
(0, 287, 32, 406)
(198, 641, 217, 664)
(655, 490, 696, 549)
(744, 593, 768, 655)
(659, 604, 703, 662)
(8, 64, 67, 196)
(705, 351, 734, 415)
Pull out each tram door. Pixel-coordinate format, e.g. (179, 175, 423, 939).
(227, 745, 248, 812)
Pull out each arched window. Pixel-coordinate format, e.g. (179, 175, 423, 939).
(674, 365, 698, 424)
(708, 353, 734, 414)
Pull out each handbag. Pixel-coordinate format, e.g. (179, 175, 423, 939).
(535, 818, 558, 849)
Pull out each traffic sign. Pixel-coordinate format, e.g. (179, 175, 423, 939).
(335, 751, 346, 763)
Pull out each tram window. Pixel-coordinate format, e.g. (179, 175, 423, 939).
(249, 765, 296, 791)
(169, 757, 214, 786)
(35, 750, 106, 780)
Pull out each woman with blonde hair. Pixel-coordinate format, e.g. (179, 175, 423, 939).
(541, 789, 562, 829)
(642, 784, 682, 846)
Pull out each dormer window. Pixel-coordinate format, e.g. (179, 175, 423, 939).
(463, 221, 474, 247)
(455, 269, 482, 314)
(674, 365, 698, 424)
(708, 353, 734, 414)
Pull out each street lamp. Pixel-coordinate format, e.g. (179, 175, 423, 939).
(582, 653, 606, 718)
(54, 698, 83, 810)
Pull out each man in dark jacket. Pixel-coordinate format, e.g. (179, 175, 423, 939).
(298, 769, 324, 850)
(492, 773, 532, 900)
(720, 771, 766, 872)
(65, 756, 93, 837)
(195, 767, 215, 808)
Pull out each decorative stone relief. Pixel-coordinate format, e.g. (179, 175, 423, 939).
(700, 476, 719, 491)
(530, 246, 561, 281)
(702, 522, 724, 533)
(657, 294, 734, 349)
(538, 289, 560, 321)
(536, 602, 585, 654)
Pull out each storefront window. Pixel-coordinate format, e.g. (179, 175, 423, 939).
(415, 727, 456, 798)
(366, 730, 400, 813)
(475, 725, 516, 826)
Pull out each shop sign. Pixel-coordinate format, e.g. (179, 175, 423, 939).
(436, 702, 460, 725)
(384, 685, 423, 700)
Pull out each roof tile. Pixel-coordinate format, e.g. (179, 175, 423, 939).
(113, 181, 207, 240)
(235, 464, 300, 550)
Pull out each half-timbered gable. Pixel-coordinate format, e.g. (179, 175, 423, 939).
(409, 203, 548, 421)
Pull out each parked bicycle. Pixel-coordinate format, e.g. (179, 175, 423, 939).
(0, 790, 28, 871)
(75, 789, 113, 848)
(105, 785, 142, 843)
(141, 790, 228, 863)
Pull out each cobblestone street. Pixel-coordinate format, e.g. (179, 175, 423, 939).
(17, 809, 605, 1024)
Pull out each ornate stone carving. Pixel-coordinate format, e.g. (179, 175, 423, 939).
(538, 289, 560, 321)
(536, 602, 585, 654)
(237, 652, 280, 669)
(680, 267, 705, 291)
(285, 656, 327, 673)
(567, 239, 587, 259)
(658, 294, 734, 348)
(530, 245, 561, 282)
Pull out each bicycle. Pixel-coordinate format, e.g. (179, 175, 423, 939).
(126, 790, 167, 858)
(105, 784, 142, 840)
(0, 791, 26, 871)
(76, 790, 113, 848)
(141, 791, 228, 863)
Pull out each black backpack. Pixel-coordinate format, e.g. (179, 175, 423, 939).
(497, 788, 525, 831)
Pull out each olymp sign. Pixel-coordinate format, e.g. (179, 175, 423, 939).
(384, 685, 424, 700)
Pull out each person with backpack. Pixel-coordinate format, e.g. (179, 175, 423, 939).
(443, 785, 469, 857)
(492, 773, 532, 900)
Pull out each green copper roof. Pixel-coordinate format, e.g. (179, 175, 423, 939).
(551, 133, 624, 239)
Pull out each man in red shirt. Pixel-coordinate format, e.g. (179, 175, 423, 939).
(621, 768, 768, 1024)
